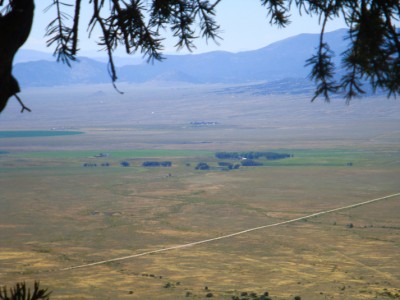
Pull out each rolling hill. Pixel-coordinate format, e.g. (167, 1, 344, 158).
(15, 29, 348, 89)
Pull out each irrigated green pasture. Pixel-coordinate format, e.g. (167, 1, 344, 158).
(1, 85, 400, 299)
(0, 131, 84, 138)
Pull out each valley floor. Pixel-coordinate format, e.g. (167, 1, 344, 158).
(1, 85, 400, 299)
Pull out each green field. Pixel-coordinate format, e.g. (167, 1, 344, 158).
(1, 148, 395, 169)
(7, 149, 213, 159)
(0, 131, 84, 138)
(1, 86, 400, 299)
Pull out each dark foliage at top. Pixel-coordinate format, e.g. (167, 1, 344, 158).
(300, 1, 400, 102)
(0, 0, 34, 113)
(0, 281, 51, 300)
(42, 0, 222, 85)
(1, 0, 400, 113)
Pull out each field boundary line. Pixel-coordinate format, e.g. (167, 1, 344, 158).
(60, 192, 400, 271)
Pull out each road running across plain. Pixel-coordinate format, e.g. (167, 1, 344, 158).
(59, 192, 400, 272)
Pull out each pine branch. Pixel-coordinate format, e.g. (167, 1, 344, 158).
(195, 0, 221, 43)
(171, 1, 197, 51)
(306, 3, 338, 102)
(261, 0, 290, 27)
(89, 0, 118, 82)
(45, 1, 76, 66)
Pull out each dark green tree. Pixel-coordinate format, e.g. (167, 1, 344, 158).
(0, 0, 399, 113)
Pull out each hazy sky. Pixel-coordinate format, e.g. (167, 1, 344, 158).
(24, 0, 346, 56)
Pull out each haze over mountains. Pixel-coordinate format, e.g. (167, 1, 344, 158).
(16, 29, 348, 90)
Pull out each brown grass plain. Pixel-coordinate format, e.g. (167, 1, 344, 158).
(1, 84, 400, 299)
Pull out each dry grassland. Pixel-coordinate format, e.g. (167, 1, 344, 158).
(1, 85, 400, 299)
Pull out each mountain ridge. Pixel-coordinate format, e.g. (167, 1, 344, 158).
(15, 29, 348, 90)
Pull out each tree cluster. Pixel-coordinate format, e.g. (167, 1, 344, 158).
(195, 162, 210, 170)
(82, 162, 110, 167)
(215, 151, 291, 160)
(241, 159, 264, 167)
(142, 161, 172, 167)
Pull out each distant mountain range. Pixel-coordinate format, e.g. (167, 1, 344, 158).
(15, 29, 349, 89)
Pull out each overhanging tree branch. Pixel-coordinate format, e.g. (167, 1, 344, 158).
(306, 1, 339, 102)
(0, 0, 34, 113)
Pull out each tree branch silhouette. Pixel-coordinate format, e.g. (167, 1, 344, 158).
(0, 0, 34, 113)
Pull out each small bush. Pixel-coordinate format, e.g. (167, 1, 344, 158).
(163, 282, 173, 289)
(120, 161, 130, 167)
(195, 162, 210, 170)
(0, 281, 51, 300)
(249, 292, 257, 297)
